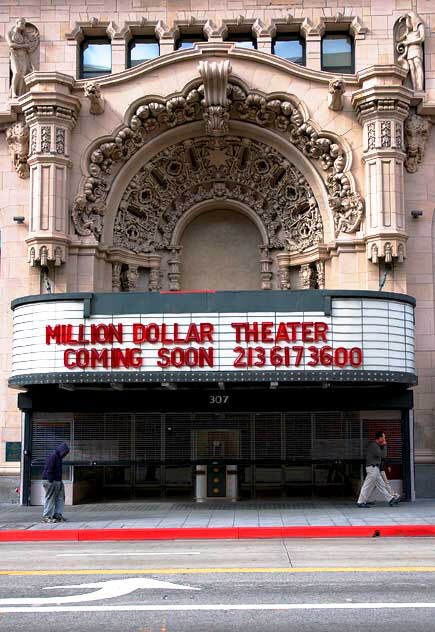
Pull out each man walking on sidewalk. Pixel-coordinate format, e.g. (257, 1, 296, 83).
(41, 442, 69, 523)
(357, 431, 400, 508)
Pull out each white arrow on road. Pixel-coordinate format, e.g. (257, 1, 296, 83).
(0, 577, 199, 605)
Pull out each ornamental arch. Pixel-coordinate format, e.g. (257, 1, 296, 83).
(70, 64, 364, 292)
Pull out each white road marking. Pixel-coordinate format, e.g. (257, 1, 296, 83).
(0, 578, 198, 605)
(56, 552, 202, 557)
(1, 602, 435, 613)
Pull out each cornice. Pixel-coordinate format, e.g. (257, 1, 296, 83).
(352, 85, 413, 122)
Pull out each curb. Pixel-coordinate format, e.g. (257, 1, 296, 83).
(1, 525, 435, 542)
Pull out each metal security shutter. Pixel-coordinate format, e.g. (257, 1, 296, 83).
(32, 412, 72, 464)
(312, 412, 360, 460)
(135, 414, 162, 463)
(254, 413, 282, 461)
(285, 413, 312, 460)
(165, 413, 192, 461)
(73, 413, 131, 463)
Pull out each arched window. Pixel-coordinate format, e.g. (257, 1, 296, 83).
(321, 33, 354, 74)
(80, 37, 111, 79)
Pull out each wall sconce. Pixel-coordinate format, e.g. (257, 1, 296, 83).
(13, 216, 25, 224)
(411, 210, 423, 219)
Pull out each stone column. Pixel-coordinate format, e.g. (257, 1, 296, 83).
(352, 67, 412, 272)
(19, 72, 81, 290)
(149, 255, 162, 292)
(276, 252, 291, 290)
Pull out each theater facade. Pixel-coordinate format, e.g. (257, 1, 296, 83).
(0, 0, 434, 503)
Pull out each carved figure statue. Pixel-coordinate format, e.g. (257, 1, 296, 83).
(396, 12, 425, 92)
(84, 82, 105, 115)
(6, 18, 39, 98)
(404, 112, 432, 173)
(6, 121, 30, 178)
(328, 77, 345, 111)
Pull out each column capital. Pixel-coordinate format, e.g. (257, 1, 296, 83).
(18, 72, 81, 128)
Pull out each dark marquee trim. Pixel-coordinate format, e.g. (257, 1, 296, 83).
(8, 370, 418, 388)
(11, 289, 416, 315)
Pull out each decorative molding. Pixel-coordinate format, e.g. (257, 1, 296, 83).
(71, 78, 363, 241)
(40, 126, 51, 152)
(65, 18, 119, 44)
(380, 120, 392, 148)
(84, 82, 105, 115)
(328, 77, 345, 112)
(404, 112, 432, 173)
(112, 262, 122, 292)
(6, 121, 30, 178)
(198, 60, 231, 136)
(112, 135, 323, 255)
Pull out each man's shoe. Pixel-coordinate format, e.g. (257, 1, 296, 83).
(42, 517, 54, 523)
(389, 498, 400, 506)
(357, 503, 371, 508)
(54, 515, 67, 522)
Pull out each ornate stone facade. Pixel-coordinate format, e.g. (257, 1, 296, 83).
(5, 121, 29, 178)
(404, 112, 432, 174)
(113, 135, 323, 255)
(71, 71, 364, 241)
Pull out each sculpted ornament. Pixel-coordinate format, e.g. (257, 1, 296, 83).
(84, 82, 105, 115)
(72, 80, 363, 240)
(6, 19, 39, 98)
(396, 12, 425, 92)
(198, 60, 231, 136)
(404, 112, 432, 173)
(328, 78, 345, 112)
(6, 121, 30, 178)
(113, 136, 323, 255)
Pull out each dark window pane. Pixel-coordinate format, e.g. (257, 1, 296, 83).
(129, 40, 159, 66)
(273, 38, 305, 65)
(81, 41, 111, 79)
(322, 34, 353, 71)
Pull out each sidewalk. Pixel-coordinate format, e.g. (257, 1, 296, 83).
(1, 499, 435, 540)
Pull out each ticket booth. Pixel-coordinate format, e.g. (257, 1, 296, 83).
(194, 430, 239, 501)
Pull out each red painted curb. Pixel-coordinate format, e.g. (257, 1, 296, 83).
(1, 525, 435, 542)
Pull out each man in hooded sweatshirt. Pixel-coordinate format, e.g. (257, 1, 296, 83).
(41, 442, 69, 523)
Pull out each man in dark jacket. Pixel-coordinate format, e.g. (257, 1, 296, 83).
(41, 442, 69, 523)
(357, 431, 400, 508)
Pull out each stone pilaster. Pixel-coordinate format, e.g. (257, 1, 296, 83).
(352, 67, 412, 265)
(19, 72, 81, 276)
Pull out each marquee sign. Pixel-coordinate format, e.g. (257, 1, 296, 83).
(10, 291, 416, 385)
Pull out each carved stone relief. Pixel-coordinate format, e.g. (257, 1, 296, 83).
(41, 126, 51, 153)
(56, 128, 65, 154)
(198, 60, 231, 136)
(395, 12, 425, 92)
(113, 135, 323, 256)
(404, 112, 432, 173)
(6, 19, 39, 98)
(367, 122, 375, 151)
(299, 264, 315, 289)
(6, 121, 30, 178)
(71, 79, 364, 241)
(327, 77, 345, 112)
(380, 121, 391, 148)
(84, 82, 105, 115)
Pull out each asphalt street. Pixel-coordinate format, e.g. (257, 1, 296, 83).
(1, 538, 435, 631)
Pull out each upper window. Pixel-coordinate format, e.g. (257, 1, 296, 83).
(128, 37, 160, 67)
(224, 33, 256, 50)
(80, 38, 111, 79)
(272, 34, 305, 65)
(321, 33, 354, 74)
(176, 34, 207, 50)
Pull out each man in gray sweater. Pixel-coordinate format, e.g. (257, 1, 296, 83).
(357, 431, 400, 508)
